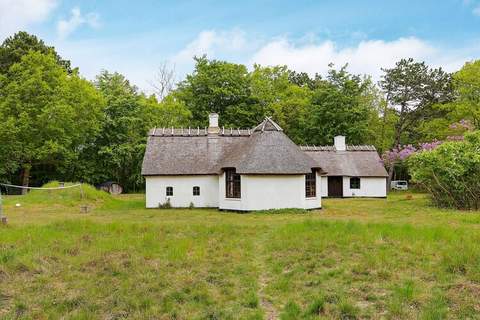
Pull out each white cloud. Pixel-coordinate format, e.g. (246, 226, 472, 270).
(55, 29, 479, 94)
(172, 29, 248, 64)
(57, 6, 100, 39)
(249, 37, 469, 80)
(461, 0, 480, 16)
(473, 4, 480, 15)
(0, 0, 57, 40)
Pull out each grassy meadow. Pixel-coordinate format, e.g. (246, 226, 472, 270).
(1, 189, 480, 319)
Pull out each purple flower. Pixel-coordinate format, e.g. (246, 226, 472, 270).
(382, 140, 443, 167)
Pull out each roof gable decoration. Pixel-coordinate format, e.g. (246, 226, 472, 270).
(253, 117, 283, 132)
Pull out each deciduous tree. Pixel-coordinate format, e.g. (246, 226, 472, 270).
(305, 65, 376, 146)
(379, 58, 453, 185)
(0, 51, 103, 191)
(0, 31, 73, 74)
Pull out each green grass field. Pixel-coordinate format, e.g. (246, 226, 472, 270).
(1, 191, 480, 319)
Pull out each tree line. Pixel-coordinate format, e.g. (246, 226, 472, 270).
(0, 31, 478, 192)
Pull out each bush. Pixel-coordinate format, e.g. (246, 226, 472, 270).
(159, 198, 172, 209)
(408, 131, 480, 210)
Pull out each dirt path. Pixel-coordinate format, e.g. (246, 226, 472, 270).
(255, 232, 279, 320)
(258, 271, 278, 320)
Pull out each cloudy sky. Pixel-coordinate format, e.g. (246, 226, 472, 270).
(1, 0, 480, 92)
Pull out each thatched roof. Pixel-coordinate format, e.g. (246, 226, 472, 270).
(220, 118, 320, 174)
(142, 117, 386, 177)
(303, 146, 388, 177)
(142, 117, 321, 176)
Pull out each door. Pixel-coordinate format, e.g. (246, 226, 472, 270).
(328, 176, 343, 197)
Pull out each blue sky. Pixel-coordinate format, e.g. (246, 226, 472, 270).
(1, 0, 480, 92)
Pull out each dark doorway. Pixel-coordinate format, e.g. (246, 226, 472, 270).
(328, 176, 343, 197)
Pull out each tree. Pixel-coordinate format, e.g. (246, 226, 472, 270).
(175, 56, 255, 127)
(287, 70, 321, 89)
(305, 65, 377, 146)
(149, 61, 176, 101)
(0, 51, 103, 191)
(0, 31, 73, 74)
(150, 94, 192, 127)
(379, 58, 453, 185)
(249, 65, 312, 144)
(85, 71, 191, 192)
(445, 60, 480, 129)
(364, 86, 397, 153)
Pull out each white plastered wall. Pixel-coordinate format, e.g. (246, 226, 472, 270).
(218, 172, 322, 211)
(342, 176, 387, 197)
(320, 175, 328, 197)
(145, 175, 219, 208)
(321, 176, 387, 198)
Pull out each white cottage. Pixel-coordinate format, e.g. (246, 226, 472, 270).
(302, 136, 388, 198)
(141, 114, 388, 210)
(142, 114, 323, 210)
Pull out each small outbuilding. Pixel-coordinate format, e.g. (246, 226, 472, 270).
(302, 136, 388, 198)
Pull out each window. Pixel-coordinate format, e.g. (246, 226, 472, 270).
(225, 169, 241, 198)
(305, 171, 316, 198)
(350, 177, 360, 189)
(166, 186, 173, 196)
(193, 186, 200, 196)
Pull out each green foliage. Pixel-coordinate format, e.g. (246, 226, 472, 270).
(0, 31, 72, 74)
(175, 58, 381, 146)
(436, 60, 480, 131)
(453, 60, 480, 129)
(408, 131, 480, 209)
(74, 71, 190, 192)
(0, 31, 476, 194)
(0, 51, 104, 186)
(250, 65, 312, 144)
(305, 65, 378, 145)
(379, 58, 453, 147)
(176, 56, 254, 127)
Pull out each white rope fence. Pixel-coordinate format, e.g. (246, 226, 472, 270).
(0, 183, 82, 190)
(0, 183, 85, 225)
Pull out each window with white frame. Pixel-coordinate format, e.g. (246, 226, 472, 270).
(193, 186, 200, 196)
(305, 171, 316, 197)
(350, 177, 360, 189)
(225, 169, 241, 198)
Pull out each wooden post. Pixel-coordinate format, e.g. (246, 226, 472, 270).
(0, 189, 6, 225)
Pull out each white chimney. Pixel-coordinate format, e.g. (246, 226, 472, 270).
(334, 135, 346, 151)
(208, 113, 219, 134)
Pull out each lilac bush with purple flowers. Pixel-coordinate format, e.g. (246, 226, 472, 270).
(407, 131, 480, 210)
(382, 141, 442, 170)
